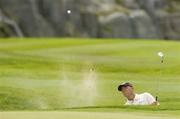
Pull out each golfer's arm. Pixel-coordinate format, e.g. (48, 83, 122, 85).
(145, 93, 159, 106)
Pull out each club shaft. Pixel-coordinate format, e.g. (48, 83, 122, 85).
(156, 96, 158, 101)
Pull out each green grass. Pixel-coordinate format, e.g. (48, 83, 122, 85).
(0, 38, 180, 118)
(1, 111, 180, 119)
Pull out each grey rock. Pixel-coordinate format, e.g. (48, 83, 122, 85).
(81, 13, 99, 37)
(0, 9, 23, 37)
(137, 0, 168, 16)
(0, 0, 55, 37)
(99, 12, 133, 38)
(0, 0, 179, 39)
(130, 10, 160, 39)
(121, 0, 140, 9)
(163, 13, 180, 39)
(39, 0, 86, 37)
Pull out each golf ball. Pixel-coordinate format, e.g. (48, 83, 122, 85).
(158, 52, 164, 57)
(67, 10, 71, 14)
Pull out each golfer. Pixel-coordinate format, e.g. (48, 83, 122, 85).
(118, 82, 159, 105)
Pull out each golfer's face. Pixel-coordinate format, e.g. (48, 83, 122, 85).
(121, 86, 134, 98)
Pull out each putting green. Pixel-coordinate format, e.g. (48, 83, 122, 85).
(0, 38, 180, 118)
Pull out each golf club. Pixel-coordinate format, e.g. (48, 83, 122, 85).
(156, 52, 164, 101)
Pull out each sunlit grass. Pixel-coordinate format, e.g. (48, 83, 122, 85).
(0, 38, 180, 118)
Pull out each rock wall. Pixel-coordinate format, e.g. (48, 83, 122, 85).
(0, 0, 180, 39)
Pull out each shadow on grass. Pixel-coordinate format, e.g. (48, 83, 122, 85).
(61, 105, 180, 111)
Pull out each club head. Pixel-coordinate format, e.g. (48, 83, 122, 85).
(158, 52, 164, 57)
(157, 52, 164, 63)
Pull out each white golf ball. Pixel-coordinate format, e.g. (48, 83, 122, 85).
(67, 10, 71, 14)
(158, 52, 164, 57)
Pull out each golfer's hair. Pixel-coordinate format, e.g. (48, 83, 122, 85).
(118, 85, 121, 91)
(118, 83, 133, 91)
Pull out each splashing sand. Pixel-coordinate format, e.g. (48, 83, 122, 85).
(60, 68, 98, 108)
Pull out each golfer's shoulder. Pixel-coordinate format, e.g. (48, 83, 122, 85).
(140, 92, 153, 97)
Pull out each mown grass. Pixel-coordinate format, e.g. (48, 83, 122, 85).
(0, 38, 180, 118)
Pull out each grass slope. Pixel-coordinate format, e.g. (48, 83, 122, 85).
(0, 38, 180, 118)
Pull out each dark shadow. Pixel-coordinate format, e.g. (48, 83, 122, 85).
(63, 106, 124, 110)
(61, 105, 180, 111)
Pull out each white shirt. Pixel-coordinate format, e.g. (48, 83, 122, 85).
(125, 93, 156, 105)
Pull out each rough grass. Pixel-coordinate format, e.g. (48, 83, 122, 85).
(0, 38, 180, 118)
